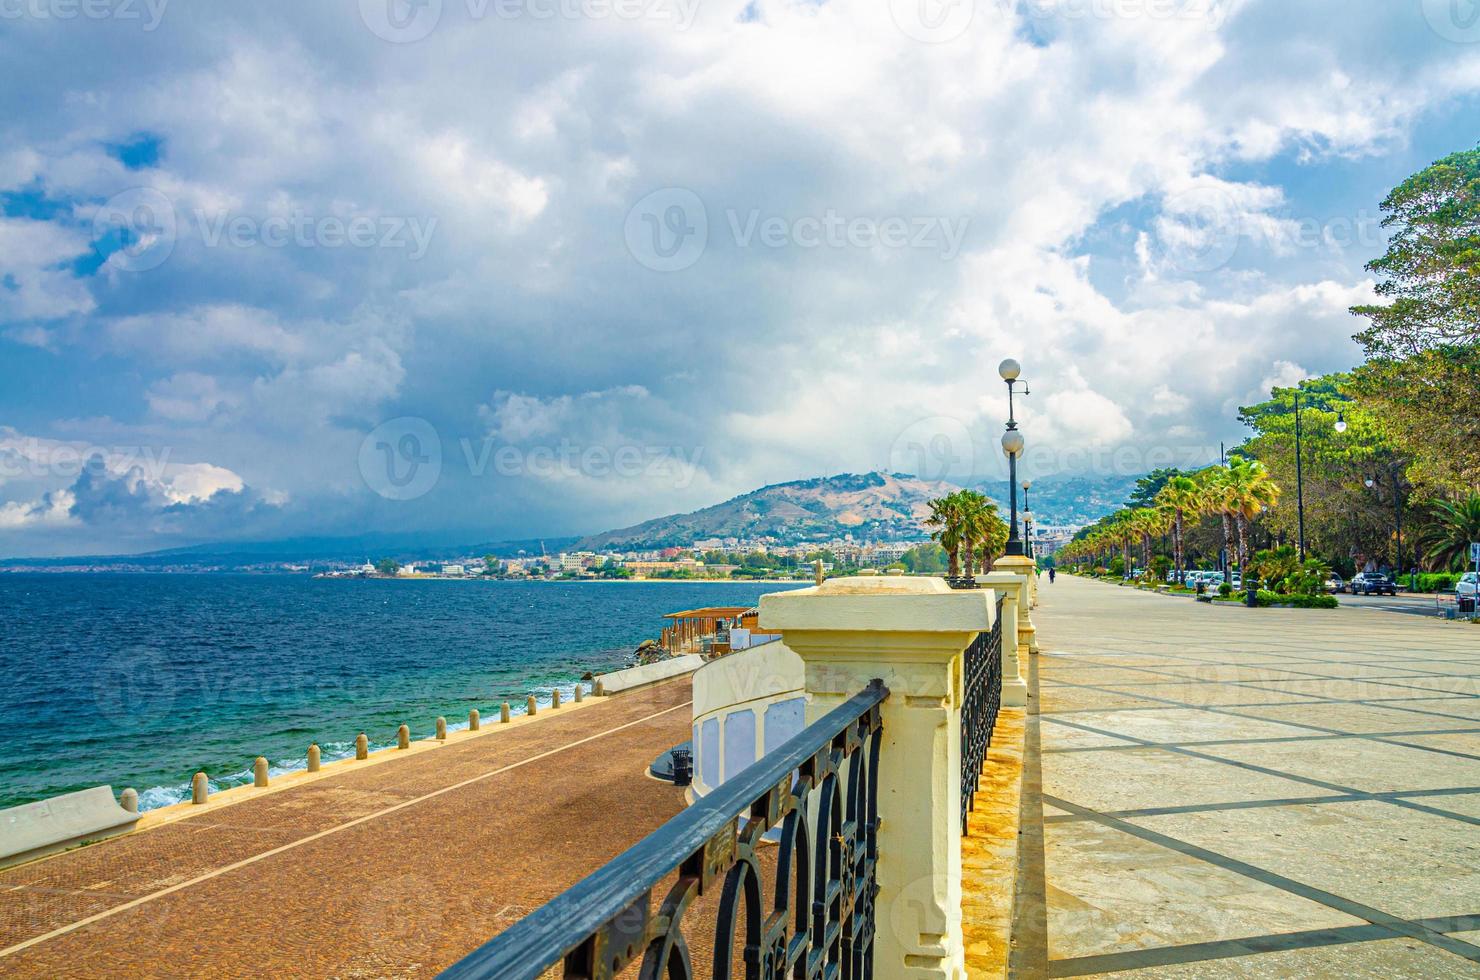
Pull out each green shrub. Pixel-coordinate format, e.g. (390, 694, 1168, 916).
(1253, 590, 1338, 609)
(1218, 583, 1233, 597)
(1415, 572, 1461, 593)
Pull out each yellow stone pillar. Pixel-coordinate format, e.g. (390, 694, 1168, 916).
(992, 555, 1040, 653)
(760, 576, 990, 980)
(975, 572, 1028, 708)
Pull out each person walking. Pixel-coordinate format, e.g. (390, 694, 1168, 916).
(1048, 567, 1056, 584)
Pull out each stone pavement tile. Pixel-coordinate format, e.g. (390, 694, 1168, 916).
(1192, 734, 1480, 794)
(1238, 677, 1469, 702)
(1413, 793, 1480, 821)
(1044, 819, 1360, 962)
(1043, 654, 1215, 668)
(1040, 666, 1188, 687)
(1093, 681, 1323, 709)
(1226, 701, 1480, 735)
(1044, 748, 1343, 814)
(1071, 938, 1479, 979)
(1134, 665, 1316, 685)
(1046, 708, 1320, 747)
(1281, 662, 1464, 680)
(1128, 800, 1480, 921)
(1382, 698, 1480, 721)
(1383, 732, 1480, 756)
(1039, 719, 1141, 751)
(1373, 676, 1480, 696)
(1039, 687, 1172, 714)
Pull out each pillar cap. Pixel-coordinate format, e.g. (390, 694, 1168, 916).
(759, 576, 990, 633)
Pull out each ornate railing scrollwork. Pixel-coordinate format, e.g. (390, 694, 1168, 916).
(960, 596, 1004, 835)
(439, 681, 889, 980)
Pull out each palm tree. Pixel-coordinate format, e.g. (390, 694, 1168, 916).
(1155, 475, 1204, 583)
(1199, 466, 1239, 582)
(1130, 506, 1169, 580)
(925, 492, 965, 577)
(956, 490, 997, 578)
(1417, 494, 1480, 571)
(971, 499, 1010, 573)
(1220, 459, 1281, 574)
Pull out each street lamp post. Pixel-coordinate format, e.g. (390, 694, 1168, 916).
(1022, 480, 1034, 560)
(999, 358, 1027, 557)
(1293, 389, 1306, 562)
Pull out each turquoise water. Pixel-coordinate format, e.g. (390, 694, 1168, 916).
(0, 575, 802, 811)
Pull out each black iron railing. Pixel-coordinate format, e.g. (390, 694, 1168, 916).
(960, 597, 1004, 835)
(440, 681, 889, 980)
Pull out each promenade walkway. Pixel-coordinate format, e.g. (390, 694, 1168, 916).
(0, 677, 693, 977)
(1017, 575, 1480, 978)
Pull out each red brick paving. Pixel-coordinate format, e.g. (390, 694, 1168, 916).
(0, 679, 693, 978)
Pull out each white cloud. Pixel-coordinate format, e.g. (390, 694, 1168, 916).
(0, 0, 1474, 553)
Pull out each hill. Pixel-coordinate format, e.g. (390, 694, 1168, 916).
(574, 472, 956, 550)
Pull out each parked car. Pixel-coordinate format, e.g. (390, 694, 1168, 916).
(1324, 574, 1345, 594)
(1459, 572, 1479, 600)
(1351, 572, 1397, 596)
(1229, 572, 1242, 590)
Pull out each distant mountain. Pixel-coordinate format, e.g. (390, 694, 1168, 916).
(0, 535, 580, 570)
(575, 472, 957, 550)
(971, 473, 1140, 527)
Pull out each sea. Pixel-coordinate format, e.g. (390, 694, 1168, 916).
(0, 575, 804, 812)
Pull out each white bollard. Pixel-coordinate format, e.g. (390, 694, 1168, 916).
(120, 787, 139, 814)
(308, 743, 321, 772)
(191, 772, 209, 805)
(254, 757, 269, 788)
(355, 733, 369, 760)
(436, 717, 448, 740)
(397, 724, 411, 750)
(469, 709, 480, 731)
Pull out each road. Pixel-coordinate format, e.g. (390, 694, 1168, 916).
(0, 677, 694, 977)
(1338, 592, 1463, 619)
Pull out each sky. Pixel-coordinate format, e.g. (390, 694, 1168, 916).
(0, 0, 1477, 557)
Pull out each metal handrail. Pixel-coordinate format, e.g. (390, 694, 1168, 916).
(960, 596, 1004, 834)
(440, 680, 890, 980)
